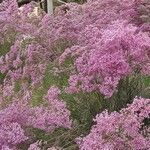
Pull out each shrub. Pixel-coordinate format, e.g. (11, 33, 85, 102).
(77, 97, 150, 150)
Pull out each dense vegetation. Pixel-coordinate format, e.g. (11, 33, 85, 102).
(0, 0, 150, 149)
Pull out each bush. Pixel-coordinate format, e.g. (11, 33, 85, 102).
(0, 0, 149, 149)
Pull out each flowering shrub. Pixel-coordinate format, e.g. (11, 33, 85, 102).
(28, 86, 72, 132)
(0, 87, 71, 149)
(0, 0, 149, 149)
(0, 0, 71, 97)
(77, 97, 150, 150)
(0, 122, 28, 149)
(60, 21, 150, 97)
(56, 0, 150, 98)
(0, 0, 149, 98)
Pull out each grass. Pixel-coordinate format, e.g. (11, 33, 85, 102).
(0, 43, 12, 83)
(0, 42, 11, 56)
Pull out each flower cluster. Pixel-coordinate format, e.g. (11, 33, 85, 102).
(57, 0, 150, 98)
(0, 0, 149, 149)
(60, 21, 150, 97)
(77, 97, 150, 150)
(0, 0, 67, 96)
(0, 0, 149, 98)
(29, 86, 72, 132)
(0, 87, 71, 149)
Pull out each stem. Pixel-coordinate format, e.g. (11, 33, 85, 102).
(47, 0, 53, 14)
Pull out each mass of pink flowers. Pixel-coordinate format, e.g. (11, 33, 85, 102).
(0, 0, 149, 149)
(77, 97, 150, 150)
(61, 21, 150, 97)
(0, 87, 72, 149)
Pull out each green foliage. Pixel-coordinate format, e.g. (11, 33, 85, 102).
(0, 43, 11, 56)
(0, 43, 11, 83)
(0, 72, 5, 84)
